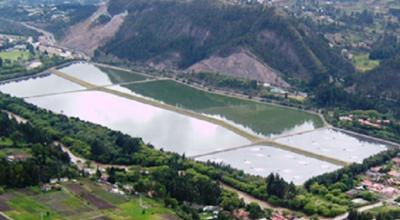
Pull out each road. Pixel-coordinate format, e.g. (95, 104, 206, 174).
(21, 22, 56, 46)
(56, 141, 129, 171)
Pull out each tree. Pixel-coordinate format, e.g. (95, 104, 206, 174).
(27, 44, 35, 55)
(246, 202, 264, 219)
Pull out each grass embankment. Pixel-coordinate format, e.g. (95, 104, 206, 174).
(97, 65, 149, 84)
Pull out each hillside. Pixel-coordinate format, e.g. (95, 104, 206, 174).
(95, 0, 354, 87)
(357, 58, 400, 108)
(61, 4, 127, 56)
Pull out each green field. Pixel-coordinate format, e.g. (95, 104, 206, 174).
(0, 181, 178, 220)
(97, 66, 149, 84)
(0, 50, 31, 62)
(123, 80, 323, 136)
(0, 137, 13, 146)
(352, 53, 380, 72)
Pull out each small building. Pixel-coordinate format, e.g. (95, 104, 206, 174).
(392, 158, 400, 167)
(203, 206, 218, 212)
(381, 187, 398, 198)
(59, 177, 69, 183)
(233, 209, 250, 220)
(41, 184, 52, 192)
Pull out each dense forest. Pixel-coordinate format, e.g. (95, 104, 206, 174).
(0, 111, 76, 188)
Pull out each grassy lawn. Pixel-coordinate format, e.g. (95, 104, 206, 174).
(124, 79, 323, 136)
(0, 137, 13, 146)
(352, 53, 380, 72)
(106, 197, 177, 220)
(97, 66, 149, 84)
(0, 50, 31, 62)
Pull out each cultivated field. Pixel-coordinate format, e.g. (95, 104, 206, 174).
(0, 181, 178, 220)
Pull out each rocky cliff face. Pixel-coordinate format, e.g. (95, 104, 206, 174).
(187, 50, 289, 87)
(61, 4, 127, 56)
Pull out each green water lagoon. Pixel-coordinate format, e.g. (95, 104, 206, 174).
(121, 80, 323, 136)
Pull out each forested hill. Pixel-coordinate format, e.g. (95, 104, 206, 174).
(95, 0, 354, 86)
(357, 57, 400, 106)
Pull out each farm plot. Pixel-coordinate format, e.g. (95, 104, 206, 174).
(4, 191, 61, 220)
(34, 190, 96, 218)
(0, 181, 179, 220)
(65, 183, 115, 209)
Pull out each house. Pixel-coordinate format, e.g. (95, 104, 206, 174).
(272, 214, 288, 220)
(50, 178, 58, 184)
(388, 170, 400, 178)
(392, 158, 400, 167)
(371, 166, 381, 173)
(59, 177, 69, 183)
(352, 198, 368, 206)
(110, 187, 125, 195)
(346, 189, 359, 198)
(6, 154, 30, 162)
(41, 184, 52, 192)
(381, 187, 398, 198)
(83, 168, 96, 176)
(233, 209, 249, 220)
(203, 206, 218, 212)
(122, 185, 134, 194)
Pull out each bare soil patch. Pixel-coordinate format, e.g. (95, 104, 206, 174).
(66, 183, 115, 210)
(93, 216, 112, 220)
(0, 200, 10, 212)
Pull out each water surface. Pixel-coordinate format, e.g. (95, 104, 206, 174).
(0, 74, 84, 98)
(26, 90, 250, 156)
(275, 128, 388, 163)
(197, 145, 340, 185)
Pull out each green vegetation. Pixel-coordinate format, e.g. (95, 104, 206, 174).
(99, 0, 353, 84)
(0, 4, 97, 40)
(0, 90, 396, 218)
(327, 109, 400, 143)
(0, 18, 40, 38)
(352, 54, 380, 72)
(107, 198, 177, 220)
(0, 183, 178, 220)
(0, 93, 349, 218)
(6, 191, 61, 220)
(125, 79, 323, 135)
(97, 65, 149, 83)
(0, 50, 31, 62)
